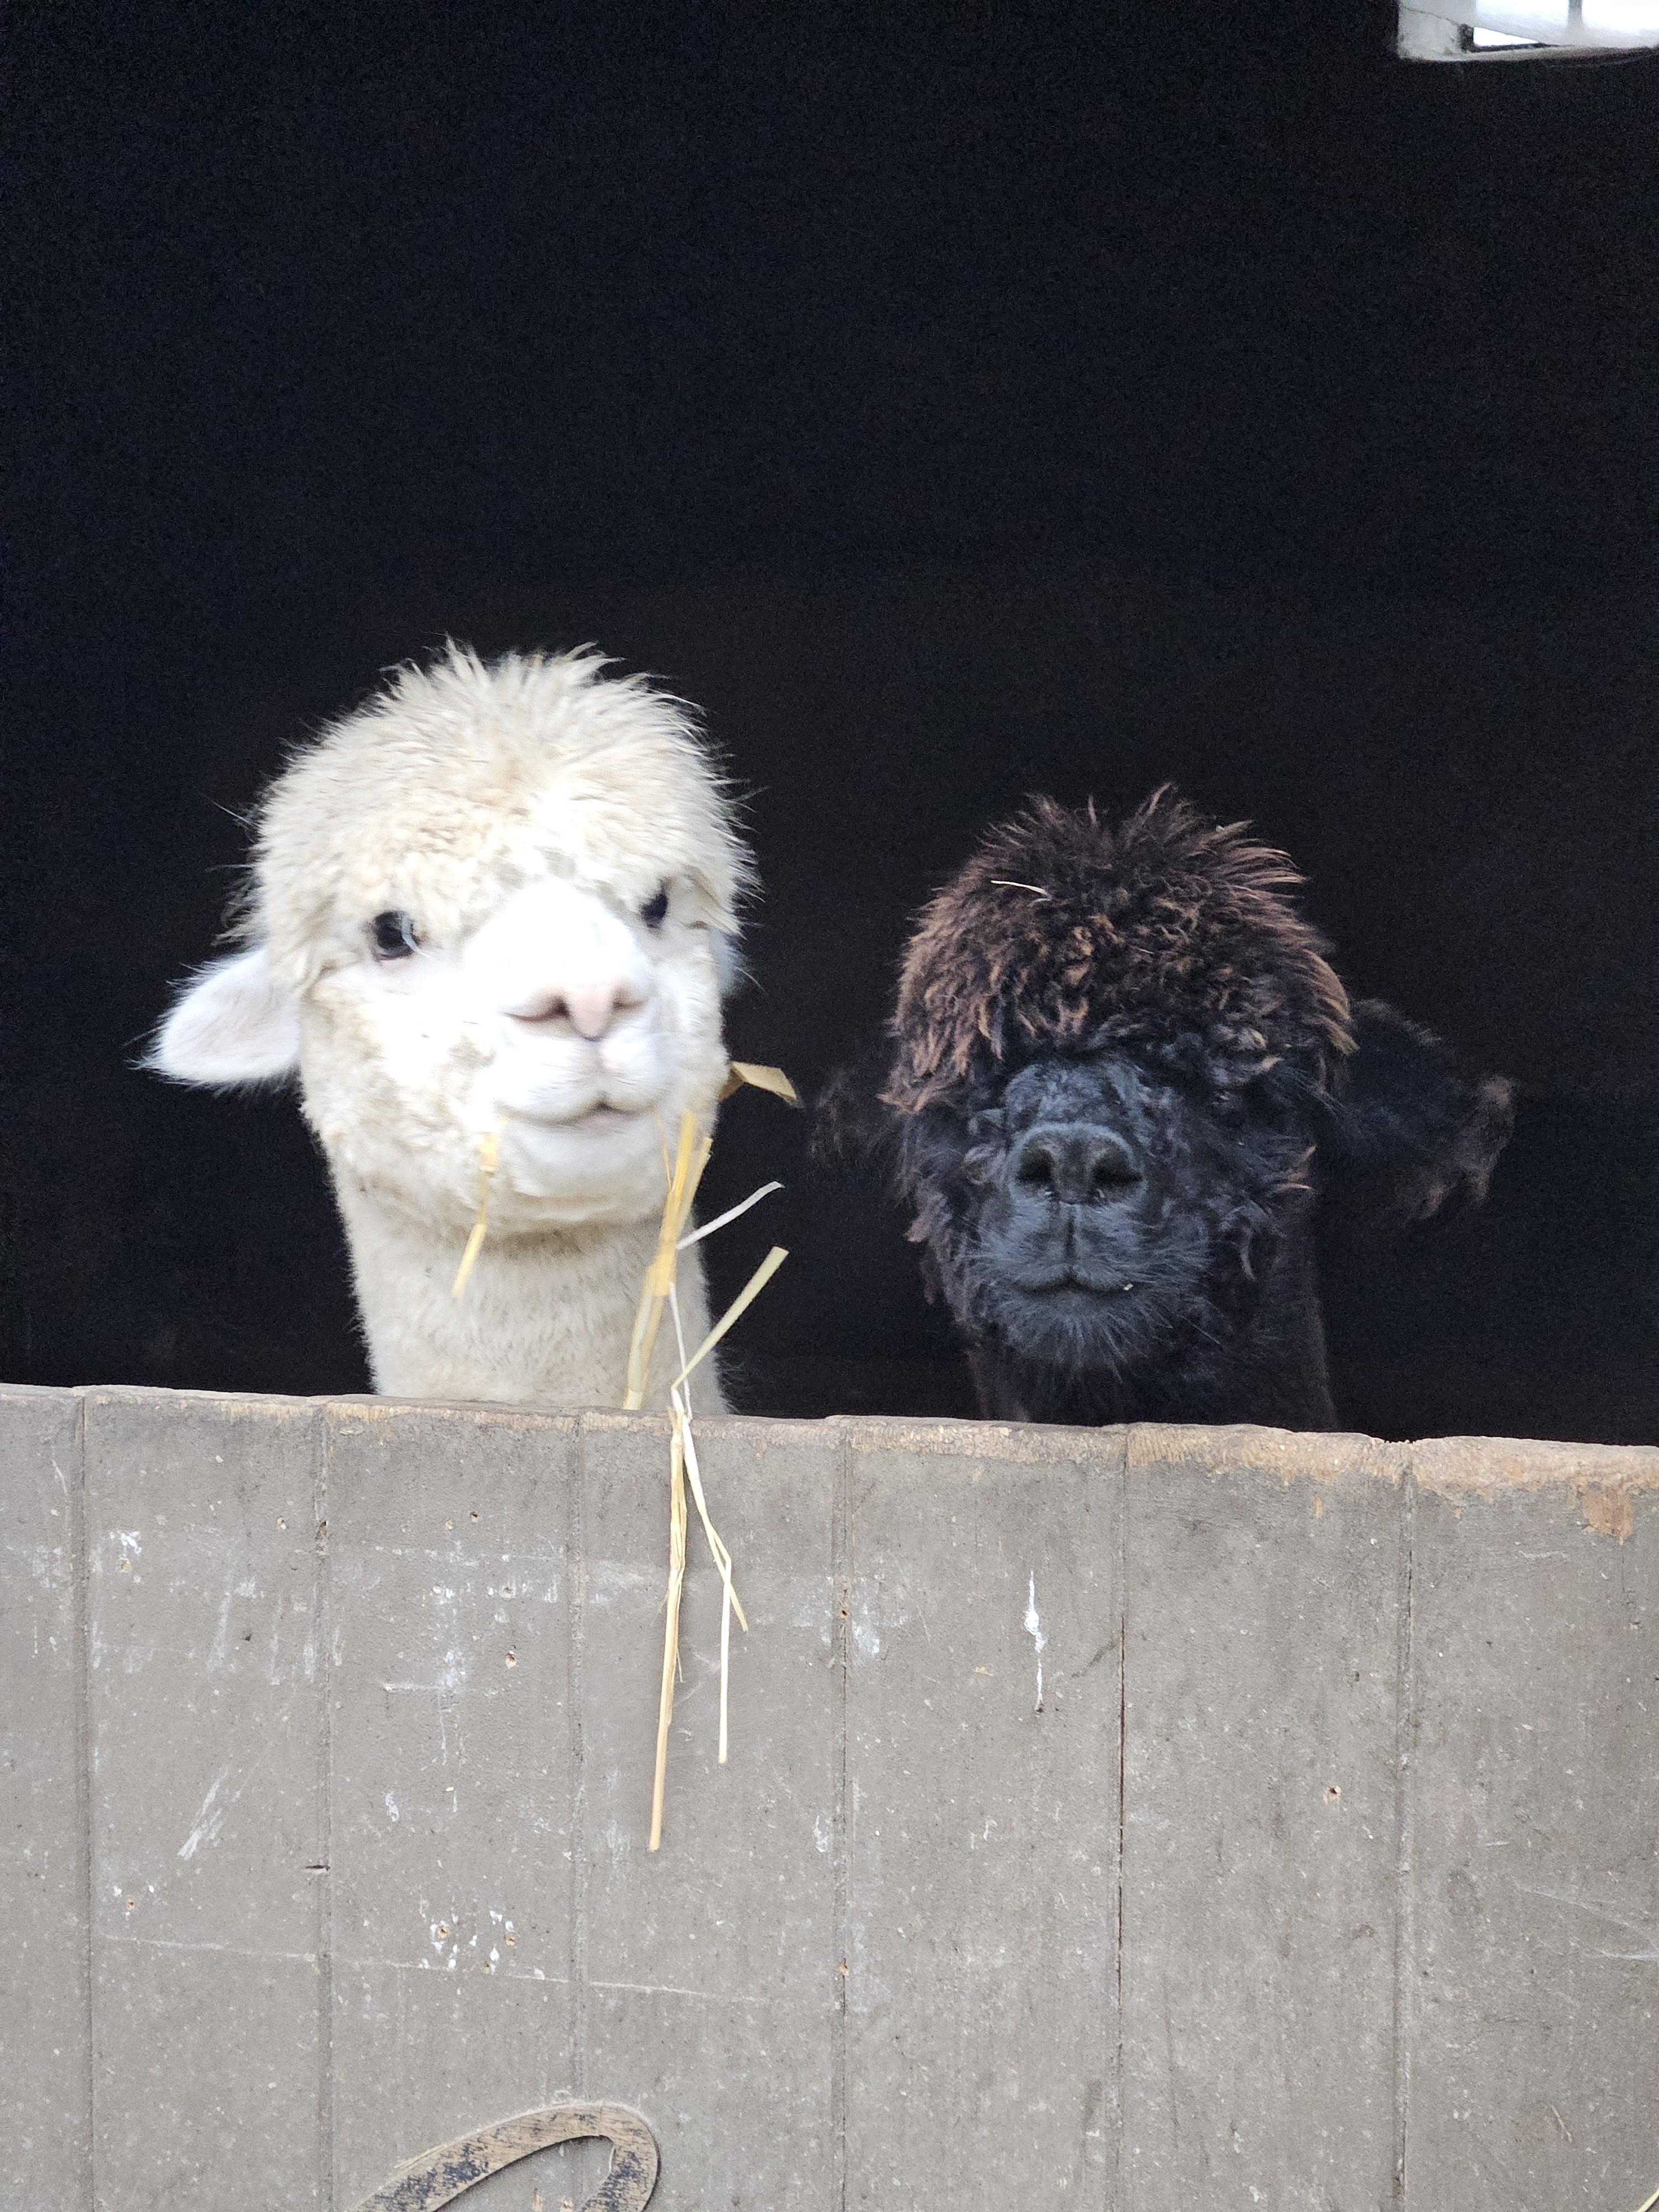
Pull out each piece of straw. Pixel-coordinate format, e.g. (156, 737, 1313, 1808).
(674, 1376, 747, 1661)
(1630, 2183, 1659, 2212)
(670, 1245, 789, 1389)
(677, 1179, 783, 1249)
(450, 1131, 502, 1298)
(648, 1411, 689, 1853)
(667, 1277, 694, 1420)
(667, 1288, 746, 1765)
(679, 1400, 743, 1760)
(650, 1389, 748, 1845)
(719, 1061, 800, 1105)
(645, 1241, 784, 1846)
(623, 1109, 713, 1408)
(634, 1061, 796, 1848)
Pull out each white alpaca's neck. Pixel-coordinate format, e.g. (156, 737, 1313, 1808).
(330, 1176, 723, 1412)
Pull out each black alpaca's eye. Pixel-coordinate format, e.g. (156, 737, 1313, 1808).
(639, 884, 670, 930)
(371, 910, 420, 960)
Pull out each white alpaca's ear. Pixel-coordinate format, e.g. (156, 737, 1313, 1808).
(147, 946, 301, 1087)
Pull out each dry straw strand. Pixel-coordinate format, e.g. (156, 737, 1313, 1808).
(675, 1383, 747, 1747)
(450, 1130, 502, 1298)
(648, 1410, 690, 1853)
(679, 1179, 784, 1249)
(720, 1061, 800, 1105)
(634, 1060, 795, 1848)
(667, 1281, 748, 1762)
(624, 1109, 712, 1409)
(670, 1245, 790, 1389)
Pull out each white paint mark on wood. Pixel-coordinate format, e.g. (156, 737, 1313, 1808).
(178, 1768, 233, 1860)
(1024, 1572, 1047, 1711)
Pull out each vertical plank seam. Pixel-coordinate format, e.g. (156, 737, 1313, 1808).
(1391, 1456, 1418, 2209)
(316, 1406, 335, 2211)
(570, 1412, 589, 2101)
(70, 1389, 96, 2212)
(831, 1424, 852, 2212)
(1112, 1427, 1130, 2212)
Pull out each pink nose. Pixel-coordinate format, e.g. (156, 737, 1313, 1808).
(505, 979, 644, 1041)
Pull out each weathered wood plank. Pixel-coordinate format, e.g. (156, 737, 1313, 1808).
(1119, 1424, 1407, 2210)
(1405, 1438, 1659, 2211)
(842, 1418, 1123, 2208)
(0, 1385, 90, 2212)
(577, 1410, 841, 2211)
(82, 1386, 326, 2211)
(325, 1400, 580, 2211)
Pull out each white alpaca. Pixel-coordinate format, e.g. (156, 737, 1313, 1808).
(151, 645, 752, 1411)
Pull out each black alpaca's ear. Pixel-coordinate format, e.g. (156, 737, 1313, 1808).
(811, 1050, 904, 1188)
(1319, 999, 1515, 1225)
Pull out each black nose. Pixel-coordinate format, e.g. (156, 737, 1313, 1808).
(1011, 1122, 1142, 1204)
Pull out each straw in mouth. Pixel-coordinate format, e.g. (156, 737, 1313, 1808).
(628, 1063, 797, 1851)
(450, 1129, 502, 1298)
(446, 1066, 797, 1853)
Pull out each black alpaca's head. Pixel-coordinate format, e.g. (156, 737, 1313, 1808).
(857, 792, 1511, 1430)
(906, 1039, 1323, 1401)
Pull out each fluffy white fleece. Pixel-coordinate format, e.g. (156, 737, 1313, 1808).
(153, 644, 752, 1411)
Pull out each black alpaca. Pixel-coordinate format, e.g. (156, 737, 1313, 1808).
(841, 792, 1512, 1431)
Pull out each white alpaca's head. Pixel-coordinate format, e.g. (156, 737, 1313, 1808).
(153, 646, 750, 1239)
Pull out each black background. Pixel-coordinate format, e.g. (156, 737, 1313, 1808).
(8, 1, 1658, 1439)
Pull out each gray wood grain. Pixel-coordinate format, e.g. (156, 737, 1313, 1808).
(842, 1419, 1123, 2208)
(579, 1411, 841, 2211)
(82, 1385, 327, 2210)
(1405, 1439, 1659, 2210)
(8, 1386, 1658, 2212)
(325, 1401, 581, 2211)
(1119, 1424, 1407, 2210)
(0, 1386, 90, 2212)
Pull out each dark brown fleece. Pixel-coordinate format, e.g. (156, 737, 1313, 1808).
(884, 790, 1354, 1111)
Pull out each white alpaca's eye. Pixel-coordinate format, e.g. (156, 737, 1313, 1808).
(371, 910, 420, 960)
(639, 884, 669, 930)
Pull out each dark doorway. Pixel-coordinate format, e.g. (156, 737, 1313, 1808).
(8, 3, 1657, 1441)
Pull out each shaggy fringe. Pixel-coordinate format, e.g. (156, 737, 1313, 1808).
(233, 641, 754, 977)
(884, 789, 1353, 1112)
